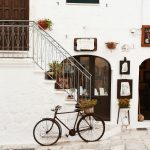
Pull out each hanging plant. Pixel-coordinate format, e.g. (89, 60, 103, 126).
(105, 42, 118, 50)
(37, 19, 53, 30)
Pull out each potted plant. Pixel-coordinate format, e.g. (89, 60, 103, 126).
(79, 99, 97, 114)
(105, 42, 118, 51)
(46, 61, 62, 80)
(67, 88, 75, 100)
(118, 99, 130, 108)
(37, 19, 53, 30)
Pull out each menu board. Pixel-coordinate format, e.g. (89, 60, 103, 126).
(66, 0, 99, 3)
(141, 25, 150, 47)
(74, 38, 97, 51)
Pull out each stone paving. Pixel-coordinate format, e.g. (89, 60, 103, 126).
(35, 128, 150, 150)
(1, 128, 150, 150)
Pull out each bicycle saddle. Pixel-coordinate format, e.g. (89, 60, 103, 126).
(51, 105, 62, 111)
(55, 105, 62, 110)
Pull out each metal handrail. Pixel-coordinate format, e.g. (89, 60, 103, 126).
(32, 22, 91, 79)
(0, 20, 92, 100)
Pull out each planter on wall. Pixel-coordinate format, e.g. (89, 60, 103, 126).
(37, 19, 52, 30)
(105, 42, 118, 51)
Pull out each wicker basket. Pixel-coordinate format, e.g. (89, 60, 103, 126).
(83, 107, 94, 114)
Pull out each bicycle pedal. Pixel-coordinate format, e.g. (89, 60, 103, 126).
(65, 134, 69, 137)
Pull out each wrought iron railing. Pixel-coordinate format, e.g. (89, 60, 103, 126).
(0, 20, 92, 101)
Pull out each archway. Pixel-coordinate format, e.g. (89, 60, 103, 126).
(139, 58, 150, 120)
(74, 55, 111, 121)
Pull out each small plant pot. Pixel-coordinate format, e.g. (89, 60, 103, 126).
(67, 95, 74, 99)
(138, 114, 144, 122)
(105, 42, 118, 51)
(45, 71, 55, 80)
(37, 19, 52, 30)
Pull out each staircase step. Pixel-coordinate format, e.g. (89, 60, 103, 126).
(64, 100, 77, 105)
(0, 58, 34, 67)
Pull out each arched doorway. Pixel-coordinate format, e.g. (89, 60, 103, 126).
(139, 59, 150, 120)
(74, 55, 111, 121)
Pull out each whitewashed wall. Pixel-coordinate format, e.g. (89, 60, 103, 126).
(30, 0, 150, 128)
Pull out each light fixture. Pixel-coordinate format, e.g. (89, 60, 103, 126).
(130, 28, 141, 35)
(122, 44, 129, 51)
(130, 28, 137, 34)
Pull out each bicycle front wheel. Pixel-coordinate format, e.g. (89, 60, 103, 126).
(77, 114, 105, 142)
(33, 118, 61, 146)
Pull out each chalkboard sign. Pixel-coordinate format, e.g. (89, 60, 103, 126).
(141, 25, 150, 47)
(66, 0, 99, 4)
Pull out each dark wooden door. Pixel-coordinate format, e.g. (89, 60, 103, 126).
(75, 55, 111, 121)
(0, 0, 29, 50)
(0, 0, 29, 20)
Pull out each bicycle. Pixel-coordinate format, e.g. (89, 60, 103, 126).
(33, 105, 105, 146)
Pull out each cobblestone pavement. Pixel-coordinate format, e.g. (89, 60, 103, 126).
(36, 128, 150, 150)
(1, 128, 150, 150)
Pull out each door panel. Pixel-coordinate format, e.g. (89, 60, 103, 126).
(0, 0, 29, 50)
(3, 0, 11, 19)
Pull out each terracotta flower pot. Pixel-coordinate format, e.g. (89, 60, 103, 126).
(37, 19, 52, 30)
(105, 42, 118, 50)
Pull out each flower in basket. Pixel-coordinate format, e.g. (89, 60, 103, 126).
(79, 99, 97, 114)
(37, 19, 53, 30)
(118, 99, 130, 108)
(79, 99, 97, 109)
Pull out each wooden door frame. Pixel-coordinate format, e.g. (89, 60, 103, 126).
(74, 55, 111, 120)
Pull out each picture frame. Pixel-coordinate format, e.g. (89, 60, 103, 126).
(117, 79, 132, 99)
(74, 38, 97, 51)
(141, 25, 150, 47)
(120, 57, 130, 75)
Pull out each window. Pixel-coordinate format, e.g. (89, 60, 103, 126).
(66, 0, 99, 4)
(94, 58, 109, 96)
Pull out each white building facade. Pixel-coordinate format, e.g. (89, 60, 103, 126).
(30, 0, 150, 127)
(0, 0, 150, 145)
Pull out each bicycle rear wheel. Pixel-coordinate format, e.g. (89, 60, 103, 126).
(77, 114, 105, 142)
(33, 118, 61, 146)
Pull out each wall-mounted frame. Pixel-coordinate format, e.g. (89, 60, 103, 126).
(120, 57, 130, 75)
(74, 38, 97, 51)
(66, 0, 99, 4)
(141, 25, 150, 47)
(117, 79, 132, 99)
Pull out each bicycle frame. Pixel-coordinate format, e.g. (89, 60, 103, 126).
(53, 109, 82, 132)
